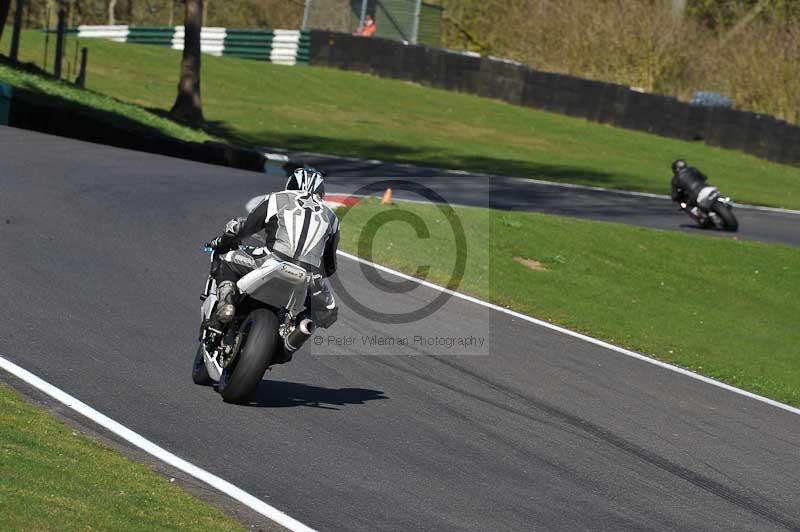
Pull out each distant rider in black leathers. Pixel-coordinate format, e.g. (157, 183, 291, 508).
(670, 159, 710, 225)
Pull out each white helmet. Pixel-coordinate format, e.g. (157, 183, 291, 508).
(286, 167, 325, 198)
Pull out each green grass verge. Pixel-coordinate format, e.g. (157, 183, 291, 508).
(3, 31, 800, 209)
(338, 199, 800, 407)
(0, 384, 245, 531)
(0, 62, 211, 144)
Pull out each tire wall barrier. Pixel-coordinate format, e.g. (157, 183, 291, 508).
(309, 31, 800, 167)
(70, 25, 310, 65)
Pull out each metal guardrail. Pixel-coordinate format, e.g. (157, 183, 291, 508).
(68, 26, 310, 65)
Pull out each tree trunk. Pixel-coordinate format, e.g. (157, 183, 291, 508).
(170, 0, 204, 124)
(0, 0, 11, 43)
(9, 0, 24, 62)
(108, 0, 117, 25)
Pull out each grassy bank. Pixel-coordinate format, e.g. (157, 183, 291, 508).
(0, 62, 211, 144)
(3, 31, 800, 209)
(0, 385, 244, 531)
(338, 199, 800, 407)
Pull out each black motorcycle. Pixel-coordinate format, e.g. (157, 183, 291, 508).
(680, 185, 738, 232)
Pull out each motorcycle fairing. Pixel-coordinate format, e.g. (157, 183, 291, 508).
(696, 186, 720, 210)
(236, 255, 309, 315)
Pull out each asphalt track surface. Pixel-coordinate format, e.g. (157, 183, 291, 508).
(279, 150, 800, 248)
(2, 126, 800, 531)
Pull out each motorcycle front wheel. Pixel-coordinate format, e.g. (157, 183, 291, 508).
(192, 344, 213, 385)
(218, 309, 279, 404)
(712, 202, 738, 232)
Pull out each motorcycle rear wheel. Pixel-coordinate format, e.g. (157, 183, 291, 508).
(712, 202, 738, 232)
(218, 309, 279, 404)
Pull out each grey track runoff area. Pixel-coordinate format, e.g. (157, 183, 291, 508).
(1, 126, 799, 532)
(276, 150, 800, 248)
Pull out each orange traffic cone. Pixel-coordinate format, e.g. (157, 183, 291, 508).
(380, 188, 393, 205)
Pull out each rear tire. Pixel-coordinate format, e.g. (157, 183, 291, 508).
(192, 344, 213, 386)
(712, 202, 738, 232)
(218, 309, 279, 404)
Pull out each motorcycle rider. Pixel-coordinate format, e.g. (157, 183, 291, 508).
(206, 167, 339, 355)
(670, 159, 711, 225)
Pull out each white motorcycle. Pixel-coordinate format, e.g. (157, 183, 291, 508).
(680, 186, 738, 232)
(193, 243, 316, 404)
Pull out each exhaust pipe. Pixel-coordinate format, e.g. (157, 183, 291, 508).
(284, 318, 316, 353)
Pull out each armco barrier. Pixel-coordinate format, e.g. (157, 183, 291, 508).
(71, 26, 310, 65)
(309, 31, 800, 167)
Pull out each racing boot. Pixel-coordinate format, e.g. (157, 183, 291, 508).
(215, 280, 237, 324)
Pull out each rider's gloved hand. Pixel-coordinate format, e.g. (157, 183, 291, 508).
(210, 234, 237, 252)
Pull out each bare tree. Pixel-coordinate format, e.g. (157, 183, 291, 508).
(0, 0, 11, 42)
(108, 0, 117, 25)
(170, 0, 204, 123)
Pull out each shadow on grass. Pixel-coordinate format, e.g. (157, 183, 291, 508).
(251, 380, 386, 409)
(200, 118, 249, 144)
(0, 59, 215, 147)
(5, 57, 617, 186)
(2, 58, 164, 138)
(13, 78, 189, 142)
(144, 105, 235, 138)
(242, 131, 619, 185)
(145, 106, 248, 147)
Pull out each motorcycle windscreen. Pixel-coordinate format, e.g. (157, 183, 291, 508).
(237, 257, 308, 310)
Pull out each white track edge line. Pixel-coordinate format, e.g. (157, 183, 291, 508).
(336, 250, 800, 417)
(0, 356, 316, 532)
(730, 203, 800, 214)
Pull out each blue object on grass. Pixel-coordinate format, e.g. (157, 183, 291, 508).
(691, 91, 733, 108)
